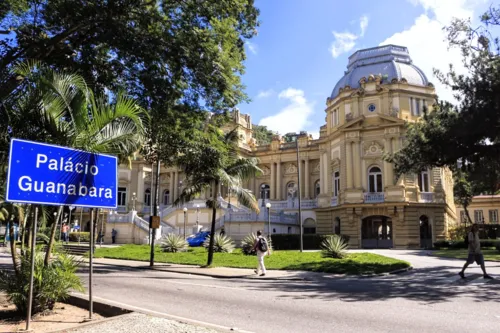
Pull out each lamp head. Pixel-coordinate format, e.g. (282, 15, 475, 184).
(183, 207, 188, 212)
(266, 203, 271, 209)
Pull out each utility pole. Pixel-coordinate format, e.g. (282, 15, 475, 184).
(295, 136, 303, 252)
(150, 158, 161, 266)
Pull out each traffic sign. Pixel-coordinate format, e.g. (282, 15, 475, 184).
(6, 139, 118, 208)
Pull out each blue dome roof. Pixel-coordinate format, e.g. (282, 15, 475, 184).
(330, 45, 429, 99)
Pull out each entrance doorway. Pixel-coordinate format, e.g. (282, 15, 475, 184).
(362, 216, 393, 248)
(420, 215, 432, 249)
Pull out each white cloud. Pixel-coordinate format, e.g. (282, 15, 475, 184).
(246, 41, 258, 55)
(258, 88, 315, 135)
(330, 15, 369, 58)
(380, 0, 485, 103)
(359, 15, 369, 37)
(256, 89, 274, 99)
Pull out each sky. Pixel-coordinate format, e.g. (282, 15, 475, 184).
(237, 0, 495, 138)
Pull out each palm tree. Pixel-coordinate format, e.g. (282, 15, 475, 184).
(176, 122, 260, 266)
(0, 62, 148, 266)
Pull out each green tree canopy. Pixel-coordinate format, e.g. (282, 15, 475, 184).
(0, 0, 259, 113)
(388, 6, 500, 194)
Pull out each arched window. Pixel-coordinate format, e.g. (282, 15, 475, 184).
(334, 217, 341, 235)
(260, 184, 270, 199)
(418, 169, 430, 192)
(144, 188, 151, 206)
(163, 190, 170, 205)
(368, 166, 383, 193)
(287, 182, 297, 199)
(314, 180, 321, 198)
(333, 171, 340, 197)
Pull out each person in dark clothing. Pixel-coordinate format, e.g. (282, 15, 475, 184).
(220, 227, 225, 236)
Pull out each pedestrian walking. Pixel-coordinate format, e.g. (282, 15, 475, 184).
(220, 226, 225, 236)
(459, 223, 493, 279)
(62, 223, 70, 243)
(253, 230, 270, 276)
(112, 228, 118, 244)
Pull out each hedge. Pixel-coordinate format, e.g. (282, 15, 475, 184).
(434, 239, 500, 249)
(269, 234, 350, 250)
(69, 232, 90, 242)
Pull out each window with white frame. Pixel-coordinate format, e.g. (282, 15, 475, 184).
(331, 109, 339, 127)
(314, 180, 321, 198)
(118, 187, 127, 207)
(474, 210, 484, 223)
(460, 211, 466, 224)
(415, 98, 421, 116)
(144, 188, 151, 206)
(333, 171, 340, 197)
(368, 166, 383, 193)
(489, 210, 498, 223)
(418, 169, 430, 192)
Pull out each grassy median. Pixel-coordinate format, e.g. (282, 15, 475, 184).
(93, 245, 410, 275)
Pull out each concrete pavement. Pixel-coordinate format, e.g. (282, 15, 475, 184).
(2, 250, 500, 332)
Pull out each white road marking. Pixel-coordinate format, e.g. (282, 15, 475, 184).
(71, 292, 255, 333)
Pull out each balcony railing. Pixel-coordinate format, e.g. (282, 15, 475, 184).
(419, 192, 433, 203)
(364, 192, 385, 203)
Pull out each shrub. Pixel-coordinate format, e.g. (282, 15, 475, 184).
(241, 233, 257, 255)
(160, 233, 188, 253)
(69, 232, 90, 242)
(204, 234, 235, 253)
(0, 250, 84, 315)
(240, 233, 273, 255)
(321, 235, 348, 259)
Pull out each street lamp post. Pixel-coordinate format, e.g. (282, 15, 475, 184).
(183, 207, 188, 239)
(261, 184, 266, 207)
(266, 203, 272, 242)
(132, 192, 137, 211)
(196, 205, 200, 230)
(228, 186, 232, 209)
(293, 135, 303, 252)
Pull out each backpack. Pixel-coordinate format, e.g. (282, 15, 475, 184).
(258, 237, 268, 252)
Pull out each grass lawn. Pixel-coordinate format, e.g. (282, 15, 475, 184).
(93, 245, 410, 275)
(432, 248, 500, 261)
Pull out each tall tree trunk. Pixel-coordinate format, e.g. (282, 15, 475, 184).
(9, 222, 19, 276)
(21, 204, 31, 255)
(206, 180, 218, 266)
(463, 204, 472, 226)
(45, 206, 63, 266)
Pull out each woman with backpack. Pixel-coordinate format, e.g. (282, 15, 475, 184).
(253, 230, 270, 276)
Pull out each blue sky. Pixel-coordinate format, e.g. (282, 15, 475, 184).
(237, 0, 494, 138)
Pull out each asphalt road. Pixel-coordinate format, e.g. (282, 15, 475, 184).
(2, 250, 500, 332)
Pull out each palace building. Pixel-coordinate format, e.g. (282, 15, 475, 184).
(97, 44, 457, 248)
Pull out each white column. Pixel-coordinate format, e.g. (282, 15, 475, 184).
(319, 154, 324, 194)
(270, 163, 275, 200)
(346, 142, 353, 189)
(173, 171, 178, 201)
(384, 139, 392, 187)
(304, 159, 310, 199)
(169, 172, 174, 204)
(353, 142, 361, 188)
(276, 161, 281, 200)
(323, 152, 328, 194)
(137, 167, 145, 204)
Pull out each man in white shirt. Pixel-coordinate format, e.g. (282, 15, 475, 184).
(459, 223, 492, 279)
(253, 230, 270, 276)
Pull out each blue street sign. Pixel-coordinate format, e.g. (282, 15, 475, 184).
(6, 139, 118, 208)
(73, 226, 81, 230)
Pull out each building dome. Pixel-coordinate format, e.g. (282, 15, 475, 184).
(330, 45, 429, 99)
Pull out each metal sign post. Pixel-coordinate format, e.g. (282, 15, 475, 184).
(89, 209, 94, 319)
(5, 138, 119, 327)
(26, 206, 38, 331)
